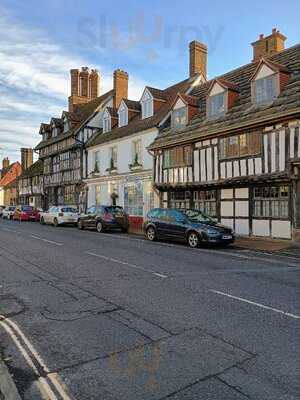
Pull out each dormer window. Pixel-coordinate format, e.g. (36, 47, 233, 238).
(172, 107, 187, 130)
(253, 75, 277, 104)
(118, 101, 128, 127)
(140, 88, 154, 119)
(103, 117, 111, 133)
(63, 118, 69, 133)
(207, 93, 226, 119)
(52, 126, 58, 137)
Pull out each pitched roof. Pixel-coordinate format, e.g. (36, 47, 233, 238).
(150, 43, 300, 149)
(0, 162, 22, 187)
(146, 87, 167, 101)
(35, 89, 114, 150)
(249, 58, 290, 81)
(87, 77, 195, 148)
(106, 107, 118, 118)
(123, 99, 141, 111)
(209, 78, 240, 93)
(19, 159, 43, 179)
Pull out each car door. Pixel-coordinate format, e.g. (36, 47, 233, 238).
(84, 206, 97, 228)
(166, 210, 188, 240)
(155, 209, 172, 238)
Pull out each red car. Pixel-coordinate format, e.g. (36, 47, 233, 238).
(13, 205, 40, 222)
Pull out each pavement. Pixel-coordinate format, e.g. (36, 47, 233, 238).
(0, 218, 299, 400)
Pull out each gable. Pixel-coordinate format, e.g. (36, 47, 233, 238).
(210, 82, 226, 96)
(118, 100, 128, 113)
(141, 88, 153, 102)
(255, 64, 276, 80)
(173, 98, 186, 110)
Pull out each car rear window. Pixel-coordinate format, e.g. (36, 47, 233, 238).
(22, 206, 33, 211)
(61, 207, 77, 213)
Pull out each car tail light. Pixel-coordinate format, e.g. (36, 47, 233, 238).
(58, 212, 64, 217)
(103, 212, 113, 222)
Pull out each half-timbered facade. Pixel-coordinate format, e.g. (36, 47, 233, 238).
(150, 30, 300, 240)
(18, 159, 44, 208)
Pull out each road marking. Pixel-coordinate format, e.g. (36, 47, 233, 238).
(210, 289, 300, 320)
(1, 227, 21, 234)
(0, 315, 74, 400)
(85, 251, 168, 279)
(30, 235, 63, 246)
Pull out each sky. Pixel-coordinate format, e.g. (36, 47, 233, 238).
(0, 0, 299, 162)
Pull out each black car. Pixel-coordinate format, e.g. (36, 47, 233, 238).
(143, 208, 235, 248)
(78, 205, 129, 233)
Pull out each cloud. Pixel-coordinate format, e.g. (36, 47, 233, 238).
(0, 6, 147, 162)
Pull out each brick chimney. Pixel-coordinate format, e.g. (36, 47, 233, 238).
(252, 28, 287, 61)
(68, 67, 100, 112)
(113, 69, 129, 109)
(21, 148, 33, 171)
(189, 41, 207, 79)
(1, 158, 9, 176)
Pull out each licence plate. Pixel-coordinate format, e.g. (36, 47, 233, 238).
(222, 235, 232, 240)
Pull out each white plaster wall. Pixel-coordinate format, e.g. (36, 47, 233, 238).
(253, 220, 270, 236)
(221, 189, 233, 199)
(221, 218, 234, 229)
(221, 201, 233, 217)
(272, 221, 291, 239)
(235, 188, 249, 199)
(173, 98, 185, 109)
(235, 220, 250, 236)
(255, 64, 274, 80)
(210, 82, 225, 96)
(235, 201, 249, 217)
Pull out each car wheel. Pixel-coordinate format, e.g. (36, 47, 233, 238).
(78, 220, 84, 230)
(146, 226, 156, 241)
(187, 231, 200, 248)
(40, 217, 45, 225)
(53, 218, 59, 227)
(96, 221, 104, 233)
(121, 227, 129, 233)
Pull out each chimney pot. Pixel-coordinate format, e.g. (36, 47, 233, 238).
(252, 28, 287, 61)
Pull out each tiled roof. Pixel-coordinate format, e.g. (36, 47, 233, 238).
(19, 159, 43, 179)
(150, 44, 300, 149)
(123, 99, 141, 111)
(0, 162, 22, 187)
(146, 87, 167, 101)
(87, 76, 196, 148)
(35, 90, 114, 150)
(106, 107, 118, 118)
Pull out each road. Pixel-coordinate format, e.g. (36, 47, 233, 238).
(0, 218, 299, 400)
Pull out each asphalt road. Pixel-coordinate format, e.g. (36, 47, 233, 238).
(0, 218, 299, 400)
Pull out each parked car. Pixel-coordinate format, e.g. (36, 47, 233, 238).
(13, 205, 40, 222)
(0, 206, 5, 218)
(40, 206, 79, 227)
(143, 208, 235, 248)
(2, 206, 16, 220)
(78, 205, 129, 233)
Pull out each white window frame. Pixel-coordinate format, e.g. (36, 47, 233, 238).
(140, 88, 154, 119)
(118, 102, 128, 127)
(109, 146, 118, 169)
(103, 116, 111, 133)
(132, 139, 142, 164)
(207, 92, 227, 119)
(252, 74, 279, 105)
(172, 107, 187, 130)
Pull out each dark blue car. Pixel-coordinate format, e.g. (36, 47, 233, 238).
(143, 208, 235, 248)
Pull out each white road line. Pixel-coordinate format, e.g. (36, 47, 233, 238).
(1, 227, 21, 234)
(0, 316, 74, 400)
(85, 251, 168, 279)
(210, 289, 300, 320)
(30, 235, 63, 246)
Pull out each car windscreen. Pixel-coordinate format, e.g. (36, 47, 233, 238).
(9, 207, 15, 211)
(61, 208, 77, 213)
(183, 209, 214, 224)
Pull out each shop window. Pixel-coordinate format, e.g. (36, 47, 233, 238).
(193, 190, 217, 217)
(124, 184, 143, 216)
(253, 186, 289, 219)
(219, 131, 261, 160)
(169, 191, 191, 209)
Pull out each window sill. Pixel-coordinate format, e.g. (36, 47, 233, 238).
(106, 168, 118, 175)
(129, 164, 143, 171)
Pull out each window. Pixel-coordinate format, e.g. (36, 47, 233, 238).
(95, 185, 101, 205)
(253, 75, 277, 104)
(118, 108, 128, 127)
(169, 191, 191, 209)
(124, 184, 143, 216)
(163, 146, 192, 168)
(219, 132, 261, 160)
(172, 107, 187, 130)
(63, 119, 69, 133)
(93, 151, 100, 172)
(109, 146, 117, 169)
(142, 99, 153, 119)
(103, 117, 111, 133)
(194, 190, 217, 217)
(52, 127, 58, 137)
(253, 186, 289, 219)
(207, 93, 226, 119)
(132, 140, 142, 165)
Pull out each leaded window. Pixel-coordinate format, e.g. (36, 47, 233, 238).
(253, 186, 289, 219)
(193, 190, 217, 217)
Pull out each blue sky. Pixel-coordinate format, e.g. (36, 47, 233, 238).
(0, 0, 299, 162)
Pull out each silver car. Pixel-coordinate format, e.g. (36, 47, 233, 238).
(2, 206, 16, 220)
(40, 206, 79, 227)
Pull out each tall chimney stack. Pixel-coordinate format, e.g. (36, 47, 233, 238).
(69, 67, 100, 112)
(21, 148, 33, 171)
(189, 41, 207, 79)
(252, 28, 287, 61)
(113, 69, 129, 109)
